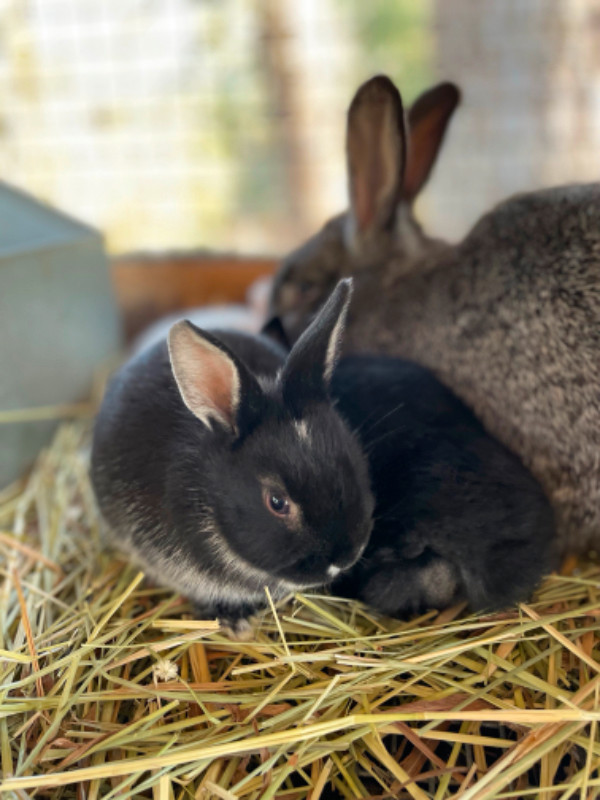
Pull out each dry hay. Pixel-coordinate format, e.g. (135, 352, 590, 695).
(1, 420, 600, 799)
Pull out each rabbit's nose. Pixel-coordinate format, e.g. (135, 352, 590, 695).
(327, 555, 356, 575)
(329, 540, 367, 575)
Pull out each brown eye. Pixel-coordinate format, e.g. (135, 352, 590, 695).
(264, 488, 290, 517)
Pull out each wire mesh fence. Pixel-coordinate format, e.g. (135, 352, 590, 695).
(1, 0, 599, 255)
(0, 0, 431, 254)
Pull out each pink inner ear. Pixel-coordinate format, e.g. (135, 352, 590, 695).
(199, 348, 236, 425)
(169, 324, 239, 430)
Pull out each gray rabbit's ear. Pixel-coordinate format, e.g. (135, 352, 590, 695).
(168, 321, 264, 435)
(281, 279, 352, 416)
(403, 82, 460, 202)
(346, 75, 407, 243)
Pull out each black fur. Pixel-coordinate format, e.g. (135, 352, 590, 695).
(91, 281, 374, 630)
(281, 278, 350, 416)
(329, 356, 557, 616)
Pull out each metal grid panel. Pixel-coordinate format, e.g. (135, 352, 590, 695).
(3, 0, 598, 255)
(0, 0, 431, 253)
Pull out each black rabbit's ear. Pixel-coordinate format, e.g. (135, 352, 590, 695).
(281, 279, 352, 415)
(346, 75, 407, 243)
(403, 82, 460, 202)
(168, 321, 264, 436)
(261, 316, 292, 352)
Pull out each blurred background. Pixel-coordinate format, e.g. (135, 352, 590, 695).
(0, 0, 430, 254)
(3, 0, 600, 258)
(3, 0, 600, 484)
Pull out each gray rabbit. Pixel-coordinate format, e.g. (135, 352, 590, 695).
(269, 74, 600, 555)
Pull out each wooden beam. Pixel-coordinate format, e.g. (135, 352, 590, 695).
(110, 251, 278, 341)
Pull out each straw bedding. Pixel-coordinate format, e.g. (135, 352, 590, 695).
(2, 420, 600, 799)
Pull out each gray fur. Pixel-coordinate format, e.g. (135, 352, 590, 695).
(269, 75, 600, 554)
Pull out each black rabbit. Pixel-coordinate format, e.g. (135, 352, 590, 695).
(262, 317, 557, 618)
(329, 356, 556, 616)
(91, 280, 374, 635)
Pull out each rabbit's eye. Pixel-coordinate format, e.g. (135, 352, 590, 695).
(264, 488, 290, 517)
